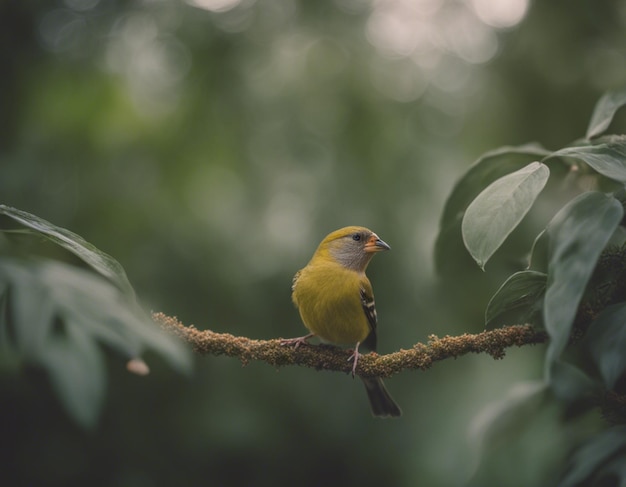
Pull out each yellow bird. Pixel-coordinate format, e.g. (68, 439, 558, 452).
(284, 226, 401, 418)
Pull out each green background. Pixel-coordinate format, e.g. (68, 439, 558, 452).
(2, 0, 625, 485)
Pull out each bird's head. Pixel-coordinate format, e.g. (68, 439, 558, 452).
(314, 226, 390, 272)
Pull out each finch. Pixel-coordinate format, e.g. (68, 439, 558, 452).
(284, 226, 401, 418)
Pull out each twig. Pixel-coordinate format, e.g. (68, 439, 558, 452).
(153, 312, 548, 378)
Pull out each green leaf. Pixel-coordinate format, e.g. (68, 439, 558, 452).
(602, 458, 626, 487)
(549, 137, 626, 184)
(485, 270, 546, 329)
(607, 224, 626, 248)
(440, 144, 552, 226)
(585, 303, 626, 389)
(462, 162, 550, 270)
(2, 264, 56, 357)
(469, 381, 549, 449)
(548, 360, 599, 404)
(587, 88, 626, 139)
(558, 426, 626, 487)
(0, 205, 135, 295)
(467, 381, 564, 487)
(39, 320, 106, 429)
(544, 192, 623, 367)
(435, 144, 551, 273)
(0, 257, 191, 427)
(42, 260, 191, 374)
(528, 229, 549, 272)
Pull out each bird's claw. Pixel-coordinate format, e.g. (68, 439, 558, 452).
(280, 333, 314, 349)
(347, 348, 362, 378)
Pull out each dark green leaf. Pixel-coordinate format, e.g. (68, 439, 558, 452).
(485, 270, 546, 329)
(436, 144, 551, 273)
(467, 381, 564, 487)
(587, 89, 626, 139)
(558, 426, 626, 487)
(0, 205, 135, 295)
(39, 320, 105, 429)
(607, 225, 626, 248)
(548, 360, 599, 404)
(528, 229, 549, 272)
(585, 303, 626, 389)
(544, 192, 623, 366)
(0, 282, 18, 370)
(470, 381, 549, 446)
(3, 264, 55, 357)
(601, 457, 626, 487)
(462, 162, 549, 269)
(549, 138, 626, 184)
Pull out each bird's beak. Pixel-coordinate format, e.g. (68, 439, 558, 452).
(364, 233, 390, 253)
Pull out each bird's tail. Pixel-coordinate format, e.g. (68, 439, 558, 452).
(361, 377, 402, 418)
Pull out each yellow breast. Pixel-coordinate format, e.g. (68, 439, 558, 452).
(292, 262, 371, 346)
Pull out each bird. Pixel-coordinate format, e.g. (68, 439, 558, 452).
(283, 226, 401, 418)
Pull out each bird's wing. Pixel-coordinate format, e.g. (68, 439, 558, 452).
(359, 277, 378, 351)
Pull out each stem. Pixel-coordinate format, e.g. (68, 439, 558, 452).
(153, 312, 548, 378)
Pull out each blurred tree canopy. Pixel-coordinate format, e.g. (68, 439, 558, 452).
(2, 0, 626, 486)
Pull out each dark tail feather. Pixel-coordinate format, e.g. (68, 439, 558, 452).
(361, 377, 402, 418)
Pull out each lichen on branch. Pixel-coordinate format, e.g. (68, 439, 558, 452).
(153, 312, 548, 378)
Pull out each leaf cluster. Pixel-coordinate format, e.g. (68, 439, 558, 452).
(0, 206, 190, 427)
(436, 89, 626, 486)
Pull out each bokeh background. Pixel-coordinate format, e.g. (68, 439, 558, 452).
(2, 0, 626, 486)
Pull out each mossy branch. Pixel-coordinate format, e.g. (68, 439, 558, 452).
(153, 312, 548, 378)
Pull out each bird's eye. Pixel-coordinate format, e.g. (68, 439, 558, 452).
(352, 233, 361, 241)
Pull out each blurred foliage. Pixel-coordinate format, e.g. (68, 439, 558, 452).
(3, 0, 626, 486)
(0, 205, 190, 428)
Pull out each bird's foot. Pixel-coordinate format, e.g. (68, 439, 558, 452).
(280, 333, 315, 349)
(347, 342, 362, 378)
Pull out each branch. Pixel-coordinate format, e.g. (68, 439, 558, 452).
(153, 312, 548, 378)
